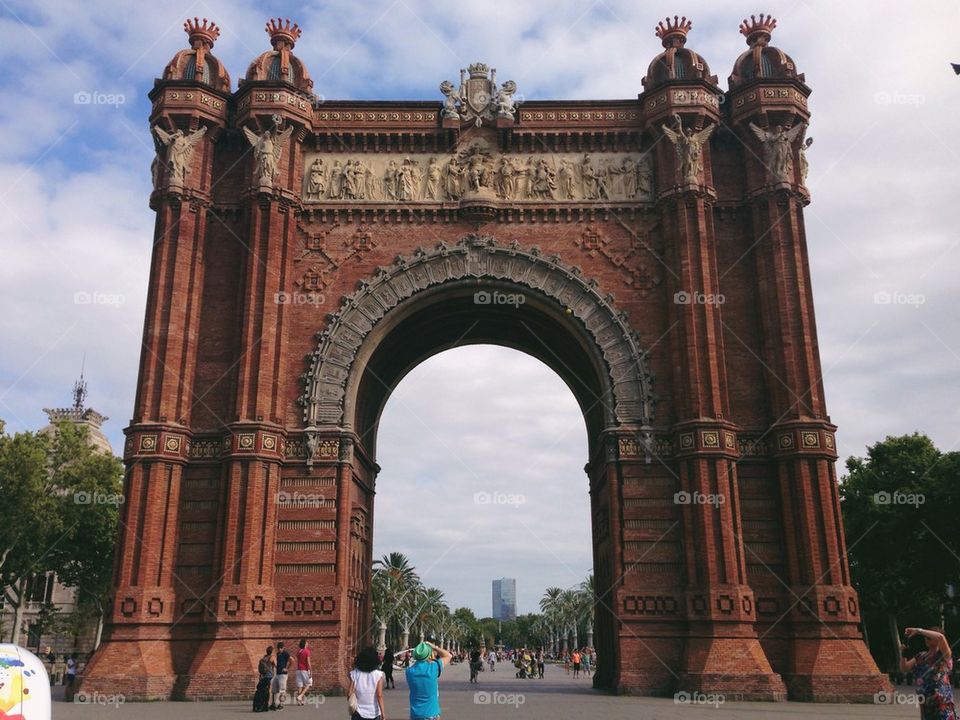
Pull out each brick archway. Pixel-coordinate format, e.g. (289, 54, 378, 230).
(297, 233, 658, 691)
(80, 15, 890, 703)
(301, 234, 655, 431)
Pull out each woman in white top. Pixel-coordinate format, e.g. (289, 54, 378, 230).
(348, 647, 386, 720)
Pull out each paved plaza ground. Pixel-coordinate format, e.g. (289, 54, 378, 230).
(55, 661, 925, 720)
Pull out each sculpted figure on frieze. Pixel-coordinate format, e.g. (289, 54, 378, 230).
(530, 158, 557, 199)
(425, 157, 443, 200)
(444, 156, 465, 199)
(462, 144, 494, 193)
(632, 152, 654, 198)
(305, 158, 327, 200)
(581, 154, 601, 200)
(557, 157, 576, 199)
(383, 159, 399, 200)
(495, 156, 519, 199)
(329, 159, 345, 199)
(300, 149, 656, 204)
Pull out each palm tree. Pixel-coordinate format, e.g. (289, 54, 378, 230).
(416, 587, 448, 641)
(372, 552, 421, 648)
(540, 586, 564, 654)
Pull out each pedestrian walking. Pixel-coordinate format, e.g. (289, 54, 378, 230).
(381, 647, 395, 689)
(469, 648, 482, 683)
(348, 647, 386, 720)
(571, 649, 581, 678)
(295, 638, 313, 705)
(64, 653, 78, 701)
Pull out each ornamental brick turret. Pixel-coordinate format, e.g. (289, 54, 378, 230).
(725, 15, 888, 701)
(81, 17, 231, 700)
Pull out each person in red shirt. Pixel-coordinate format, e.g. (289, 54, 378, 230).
(295, 638, 312, 705)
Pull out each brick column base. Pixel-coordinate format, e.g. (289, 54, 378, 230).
(679, 635, 787, 701)
(784, 637, 892, 702)
(176, 636, 272, 699)
(615, 632, 683, 695)
(176, 634, 345, 700)
(79, 639, 177, 700)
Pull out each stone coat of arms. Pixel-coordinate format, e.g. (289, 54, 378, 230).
(440, 62, 518, 126)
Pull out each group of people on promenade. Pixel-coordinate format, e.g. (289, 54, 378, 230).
(255, 639, 314, 711)
(250, 628, 956, 720)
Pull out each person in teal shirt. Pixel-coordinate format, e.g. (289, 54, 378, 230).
(405, 641, 452, 720)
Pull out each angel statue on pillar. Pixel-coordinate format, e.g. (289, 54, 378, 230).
(151, 125, 207, 189)
(661, 113, 714, 186)
(749, 122, 806, 185)
(243, 117, 294, 187)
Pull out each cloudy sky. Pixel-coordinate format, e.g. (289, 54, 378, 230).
(1, 0, 958, 616)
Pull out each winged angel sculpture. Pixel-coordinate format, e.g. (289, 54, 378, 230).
(151, 125, 207, 189)
(749, 122, 807, 184)
(661, 114, 714, 185)
(243, 118, 294, 186)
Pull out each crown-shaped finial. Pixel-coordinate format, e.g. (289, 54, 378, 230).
(266, 17, 301, 49)
(740, 14, 777, 46)
(655, 16, 693, 48)
(184, 17, 220, 48)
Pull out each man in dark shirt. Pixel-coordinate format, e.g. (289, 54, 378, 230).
(272, 642, 291, 709)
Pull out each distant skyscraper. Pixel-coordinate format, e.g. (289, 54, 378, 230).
(492, 578, 517, 620)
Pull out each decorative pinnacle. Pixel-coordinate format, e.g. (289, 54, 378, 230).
(184, 17, 220, 48)
(266, 17, 301, 49)
(740, 14, 777, 47)
(655, 16, 692, 48)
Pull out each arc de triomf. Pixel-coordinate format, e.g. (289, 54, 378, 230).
(81, 13, 890, 702)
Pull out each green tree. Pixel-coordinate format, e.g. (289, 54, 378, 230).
(0, 421, 122, 646)
(840, 433, 960, 670)
(0, 427, 63, 643)
(49, 428, 124, 649)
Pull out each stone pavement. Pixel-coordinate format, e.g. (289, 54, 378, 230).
(57, 661, 922, 719)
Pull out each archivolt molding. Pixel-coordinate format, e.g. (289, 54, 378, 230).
(299, 234, 655, 430)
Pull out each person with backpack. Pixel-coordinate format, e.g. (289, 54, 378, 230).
(254, 646, 275, 712)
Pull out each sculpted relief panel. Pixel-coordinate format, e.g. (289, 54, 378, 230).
(302, 145, 654, 204)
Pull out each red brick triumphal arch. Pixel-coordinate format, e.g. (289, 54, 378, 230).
(82, 13, 891, 702)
